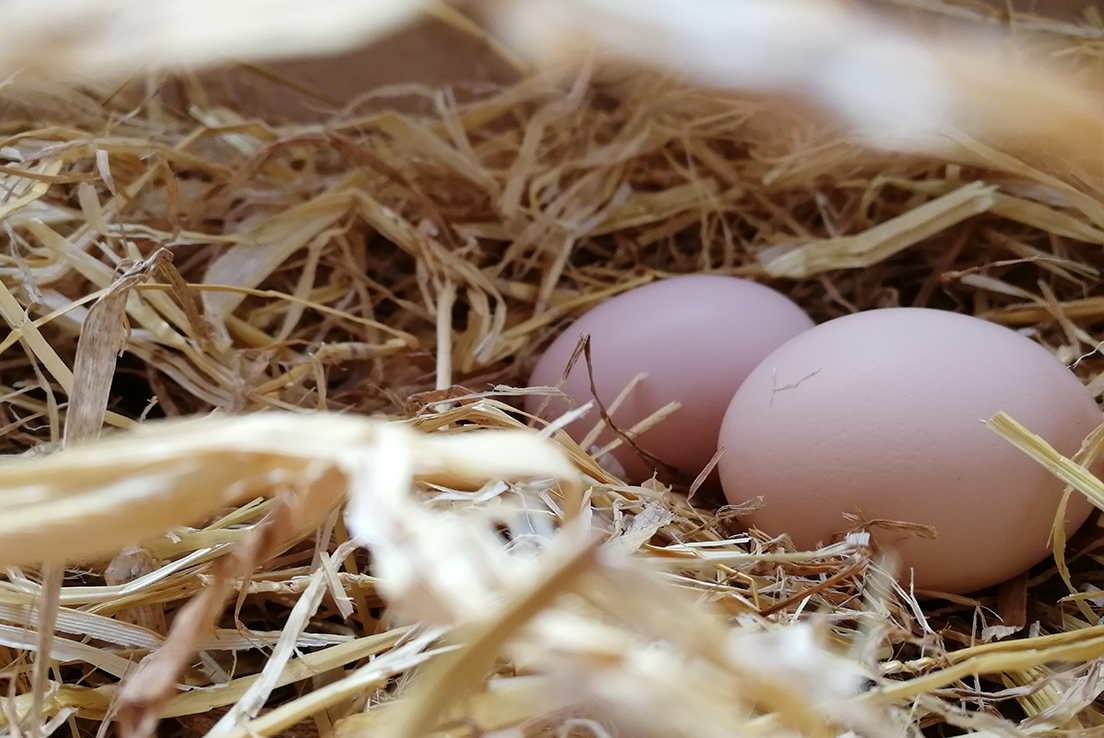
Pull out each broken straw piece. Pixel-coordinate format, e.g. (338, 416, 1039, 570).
(761, 181, 997, 278)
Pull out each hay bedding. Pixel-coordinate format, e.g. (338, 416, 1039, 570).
(0, 1, 1103, 737)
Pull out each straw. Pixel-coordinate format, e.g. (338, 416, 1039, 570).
(0, 1, 1102, 738)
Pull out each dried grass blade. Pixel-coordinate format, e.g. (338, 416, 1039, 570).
(373, 114, 499, 195)
(985, 412, 1104, 510)
(0, 160, 63, 221)
(0, 599, 160, 650)
(435, 281, 457, 391)
(0, 685, 112, 726)
(762, 181, 996, 278)
(29, 564, 62, 738)
(983, 297, 1104, 325)
(214, 630, 449, 738)
(24, 221, 191, 352)
(945, 624, 1104, 665)
(878, 632, 1104, 701)
(162, 629, 410, 718)
(0, 280, 75, 399)
(204, 570, 328, 737)
(202, 193, 353, 319)
(989, 194, 1104, 246)
(941, 130, 1104, 229)
(155, 259, 211, 345)
(64, 249, 172, 445)
(116, 494, 309, 738)
(0, 622, 134, 679)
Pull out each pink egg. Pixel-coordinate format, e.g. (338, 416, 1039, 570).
(527, 275, 814, 483)
(718, 307, 1101, 594)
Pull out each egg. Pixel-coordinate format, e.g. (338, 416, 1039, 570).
(527, 274, 814, 483)
(717, 307, 1101, 594)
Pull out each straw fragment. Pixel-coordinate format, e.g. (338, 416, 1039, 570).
(0, 3, 1103, 737)
(204, 570, 328, 737)
(215, 630, 451, 738)
(64, 249, 172, 445)
(985, 412, 1104, 511)
(761, 181, 996, 278)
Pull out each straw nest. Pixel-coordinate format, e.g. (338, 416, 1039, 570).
(1, 1, 1104, 738)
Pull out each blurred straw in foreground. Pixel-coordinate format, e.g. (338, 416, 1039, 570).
(484, 0, 1104, 174)
(1, 0, 1096, 175)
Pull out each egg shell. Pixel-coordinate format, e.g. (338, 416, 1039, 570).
(717, 307, 1101, 594)
(527, 274, 814, 483)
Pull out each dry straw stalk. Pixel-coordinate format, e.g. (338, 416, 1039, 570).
(0, 1, 1103, 738)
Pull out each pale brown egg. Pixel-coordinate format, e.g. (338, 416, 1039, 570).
(718, 307, 1101, 594)
(527, 275, 814, 483)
